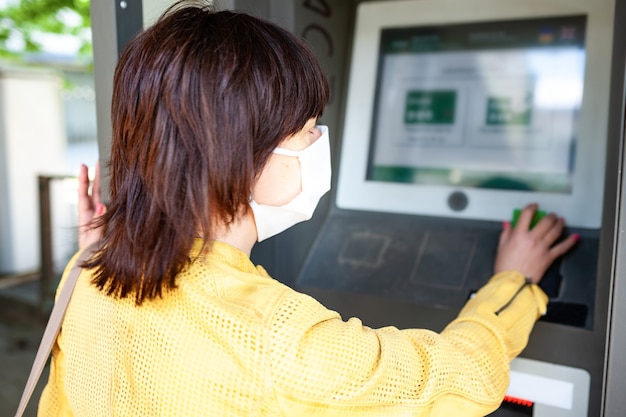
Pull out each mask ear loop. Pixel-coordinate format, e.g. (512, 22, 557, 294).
(272, 125, 328, 157)
(272, 147, 301, 157)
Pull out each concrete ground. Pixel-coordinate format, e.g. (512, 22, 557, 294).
(0, 278, 50, 417)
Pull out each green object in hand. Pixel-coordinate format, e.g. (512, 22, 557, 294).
(512, 208, 546, 229)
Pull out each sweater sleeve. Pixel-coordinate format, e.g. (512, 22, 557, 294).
(268, 270, 547, 417)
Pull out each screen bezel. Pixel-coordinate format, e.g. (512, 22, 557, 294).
(335, 0, 612, 229)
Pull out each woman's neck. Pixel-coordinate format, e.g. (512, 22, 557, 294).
(212, 208, 257, 256)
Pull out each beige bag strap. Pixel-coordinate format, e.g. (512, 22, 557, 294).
(14, 245, 95, 417)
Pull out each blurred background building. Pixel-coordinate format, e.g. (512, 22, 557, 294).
(0, 0, 98, 280)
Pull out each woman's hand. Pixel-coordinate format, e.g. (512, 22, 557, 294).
(494, 203, 579, 284)
(78, 162, 106, 249)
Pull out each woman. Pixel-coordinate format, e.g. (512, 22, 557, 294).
(40, 2, 578, 416)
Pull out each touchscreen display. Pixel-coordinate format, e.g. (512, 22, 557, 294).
(368, 16, 586, 194)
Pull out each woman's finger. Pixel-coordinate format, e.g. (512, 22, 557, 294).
(92, 161, 102, 207)
(514, 203, 539, 232)
(529, 212, 558, 241)
(549, 233, 579, 260)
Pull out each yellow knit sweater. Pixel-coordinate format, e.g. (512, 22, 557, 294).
(38, 239, 547, 416)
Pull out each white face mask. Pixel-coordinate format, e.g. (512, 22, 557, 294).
(250, 125, 331, 241)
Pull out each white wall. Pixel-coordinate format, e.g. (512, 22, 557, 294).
(0, 68, 69, 273)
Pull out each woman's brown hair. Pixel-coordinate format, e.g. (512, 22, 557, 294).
(84, 1, 329, 304)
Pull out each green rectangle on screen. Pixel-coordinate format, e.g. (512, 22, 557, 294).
(486, 97, 532, 126)
(404, 90, 456, 125)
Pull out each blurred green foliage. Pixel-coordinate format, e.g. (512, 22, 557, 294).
(0, 0, 91, 62)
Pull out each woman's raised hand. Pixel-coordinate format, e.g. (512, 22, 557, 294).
(78, 162, 106, 249)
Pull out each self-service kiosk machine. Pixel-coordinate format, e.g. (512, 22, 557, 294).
(291, 2, 616, 415)
(92, 0, 626, 415)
